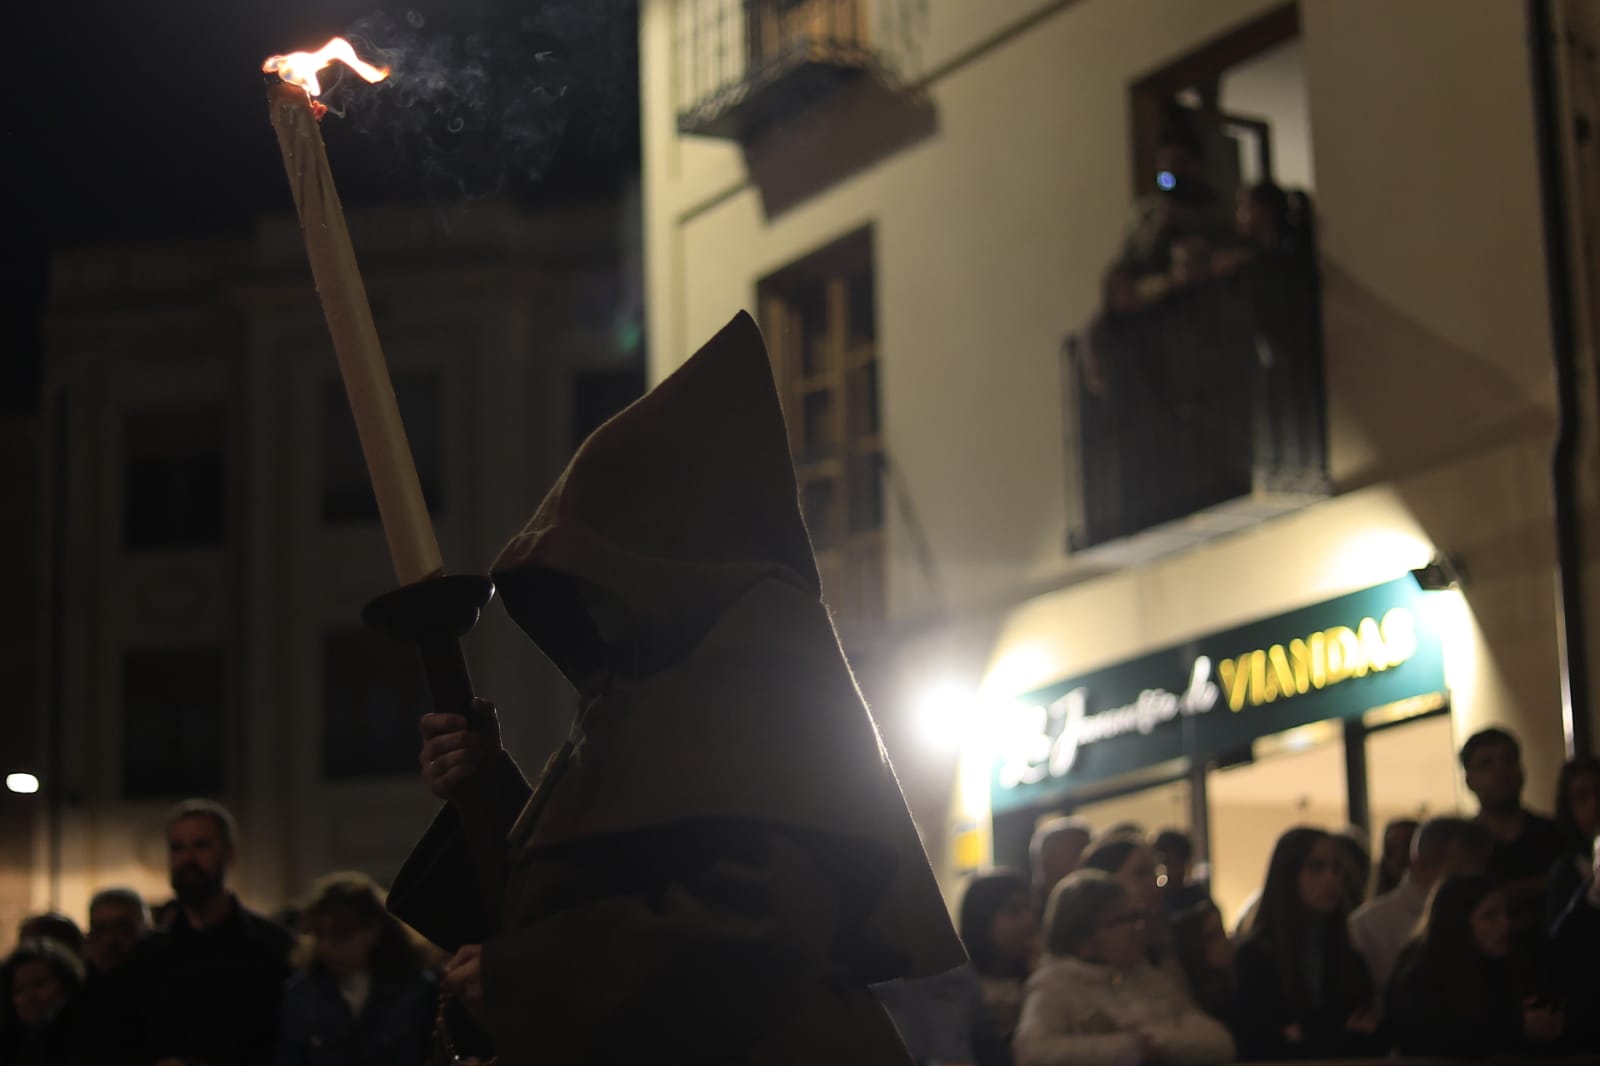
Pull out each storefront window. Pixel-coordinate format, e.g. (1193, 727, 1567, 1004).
(1366, 711, 1463, 843)
(1074, 778, 1191, 840)
(1207, 723, 1346, 931)
(981, 579, 1457, 925)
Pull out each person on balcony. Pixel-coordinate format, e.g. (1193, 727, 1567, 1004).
(1104, 124, 1236, 315)
(1212, 180, 1316, 277)
(1210, 177, 1326, 478)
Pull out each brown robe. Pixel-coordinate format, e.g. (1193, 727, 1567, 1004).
(389, 312, 966, 1065)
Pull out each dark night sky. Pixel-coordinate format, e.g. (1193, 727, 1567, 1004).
(2, 0, 640, 412)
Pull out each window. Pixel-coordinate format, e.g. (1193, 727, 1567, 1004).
(1074, 779, 1193, 841)
(1365, 711, 1462, 840)
(760, 228, 882, 620)
(322, 370, 444, 523)
(747, 0, 864, 66)
(123, 404, 224, 549)
(121, 649, 225, 798)
(321, 628, 431, 778)
(1207, 722, 1346, 930)
(1127, 5, 1302, 200)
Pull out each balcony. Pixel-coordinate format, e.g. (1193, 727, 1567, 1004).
(676, 0, 895, 141)
(1064, 250, 1330, 560)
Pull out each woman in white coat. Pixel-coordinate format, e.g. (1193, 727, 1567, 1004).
(1015, 870, 1235, 1066)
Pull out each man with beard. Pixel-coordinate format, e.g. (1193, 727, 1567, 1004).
(99, 800, 292, 1065)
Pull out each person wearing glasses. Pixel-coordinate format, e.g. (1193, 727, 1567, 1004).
(1232, 828, 1381, 1061)
(1013, 870, 1233, 1066)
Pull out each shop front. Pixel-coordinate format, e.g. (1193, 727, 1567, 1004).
(981, 576, 1458, 925)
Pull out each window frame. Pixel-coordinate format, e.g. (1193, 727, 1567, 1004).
(758, 226, 883, 621)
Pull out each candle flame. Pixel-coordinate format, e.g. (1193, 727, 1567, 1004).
(263, 37, 389, 98)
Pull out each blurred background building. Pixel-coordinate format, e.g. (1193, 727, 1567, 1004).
(641, 0, 1600, 922)
(15, 196, 643, 920)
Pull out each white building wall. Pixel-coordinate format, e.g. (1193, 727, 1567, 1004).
(642, 0, 1584, 892)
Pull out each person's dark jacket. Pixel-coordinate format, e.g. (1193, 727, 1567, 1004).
(0, 997, 92, 1066)
(98, 896, 293, 1066)
(1546, 851, 1589, 931)
(1553, 884, 1600, 1053)
(1385, 948, 1533, 1059)
(274, 968, 438, 1066)
(1231, 933, 1379, 1061)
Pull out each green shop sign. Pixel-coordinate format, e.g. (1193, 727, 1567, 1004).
(990, 578, 1448, 813)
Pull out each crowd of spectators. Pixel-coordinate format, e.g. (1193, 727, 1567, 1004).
(3, 727, 1597, 1065)
(877, 726, 1600, 1065)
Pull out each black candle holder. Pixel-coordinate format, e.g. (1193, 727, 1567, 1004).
(363, 573, 496, 718)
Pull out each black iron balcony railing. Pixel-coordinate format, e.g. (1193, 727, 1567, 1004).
(1064, 250, 1330, 553)
(675, 0, 894, 140)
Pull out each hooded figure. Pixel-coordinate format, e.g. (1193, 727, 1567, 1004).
(388, 311, 966, 1065)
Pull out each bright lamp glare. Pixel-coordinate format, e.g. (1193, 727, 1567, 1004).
(917, 684, 976, 748)
(6, 773, 40, 795)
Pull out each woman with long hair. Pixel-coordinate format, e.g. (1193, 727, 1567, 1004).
(1173, 901, 1236, 1031)
(1013, 871, 1233, 1066)
(958, 869, 1037, 1044)
(1387, 874, 1565, 1058)
(1232, 827, 1380, 1060)
(1548, 756, 1600, 924)
(275, 872, 439, 1066)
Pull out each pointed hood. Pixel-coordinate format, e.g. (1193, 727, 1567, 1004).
(492, 311, 821, 686)
(490, 311, 965, 981)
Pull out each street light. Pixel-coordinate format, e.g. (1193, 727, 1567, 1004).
(916, 683, 977, 749)
(6, 773, 40, 795)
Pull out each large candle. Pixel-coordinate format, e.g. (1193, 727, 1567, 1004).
(263, 45, 444, 585)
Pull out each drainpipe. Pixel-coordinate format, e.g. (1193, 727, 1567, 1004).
(1528, 0, 1593, 758)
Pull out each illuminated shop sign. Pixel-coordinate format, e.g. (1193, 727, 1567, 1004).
(991, 578, 1447, 812)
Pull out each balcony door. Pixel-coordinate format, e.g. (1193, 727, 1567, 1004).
(747, 0, 863, 68)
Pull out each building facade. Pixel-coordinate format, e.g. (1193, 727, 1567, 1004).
(31, 199, 641, 922)
(641, 0, 1600, 919)
(0, 414, 40, 938)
